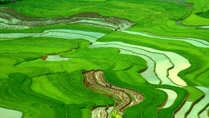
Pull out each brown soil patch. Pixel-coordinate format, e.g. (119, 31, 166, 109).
(83, 70, 144, 113)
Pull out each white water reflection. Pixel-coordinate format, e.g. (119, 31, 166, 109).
(174, 101, 193, 118)
(157, 88, 177, 108)
(45, 55, 71, 61)
(199, 106, 209, 118)
(90, 41, 190, 86)
(0, 107, 22, 118)
(187, 86, 209, 118)
(0, 29, 106, 42)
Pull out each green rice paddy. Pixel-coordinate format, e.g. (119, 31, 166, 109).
(0, 0, 209, 118)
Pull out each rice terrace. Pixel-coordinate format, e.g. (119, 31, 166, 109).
(0, 0, 209, 117)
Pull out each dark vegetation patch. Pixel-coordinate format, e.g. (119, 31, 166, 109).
(197, 10, 209, 18)
(0, 0, 22, 5)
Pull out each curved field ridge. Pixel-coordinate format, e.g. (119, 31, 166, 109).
(0, 29, 190, 86)
(0, 29, 106, 42)
(0, 8, 135, 30)
(120, 49, 161, 84)
(199, 106, 209, 118)
(72, 18, 134, 31)
(122, 30, 209, 48)
(157, 88, 177, 108)
(174, 101, 193, 118)
(43, 29, 106, 39)
(187, 86, 209, 118)
(90, 41, 190, 86)
(0, 107, 22, 118)
(90, 42, 176, 86)
(121, 41, 190, 86)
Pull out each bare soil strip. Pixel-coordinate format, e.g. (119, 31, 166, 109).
(83, 71, 144, 117)
(91, 107, 108, 118)
(83, 71, 131, 111)
(94, 71, 144, 111)
(91, 106, 114, 118)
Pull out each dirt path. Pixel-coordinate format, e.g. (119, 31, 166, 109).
(83, 71, 131, 111)
(94, 71, 144, 111)
(91, 107, 108, 118)
(83, 71, 144, 117)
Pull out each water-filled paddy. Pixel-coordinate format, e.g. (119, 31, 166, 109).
(0, 107, 22, 118)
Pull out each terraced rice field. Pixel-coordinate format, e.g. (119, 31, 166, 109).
(0, 0, 209, 118)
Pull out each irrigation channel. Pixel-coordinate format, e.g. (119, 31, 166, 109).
(0, 10, 209, 118)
